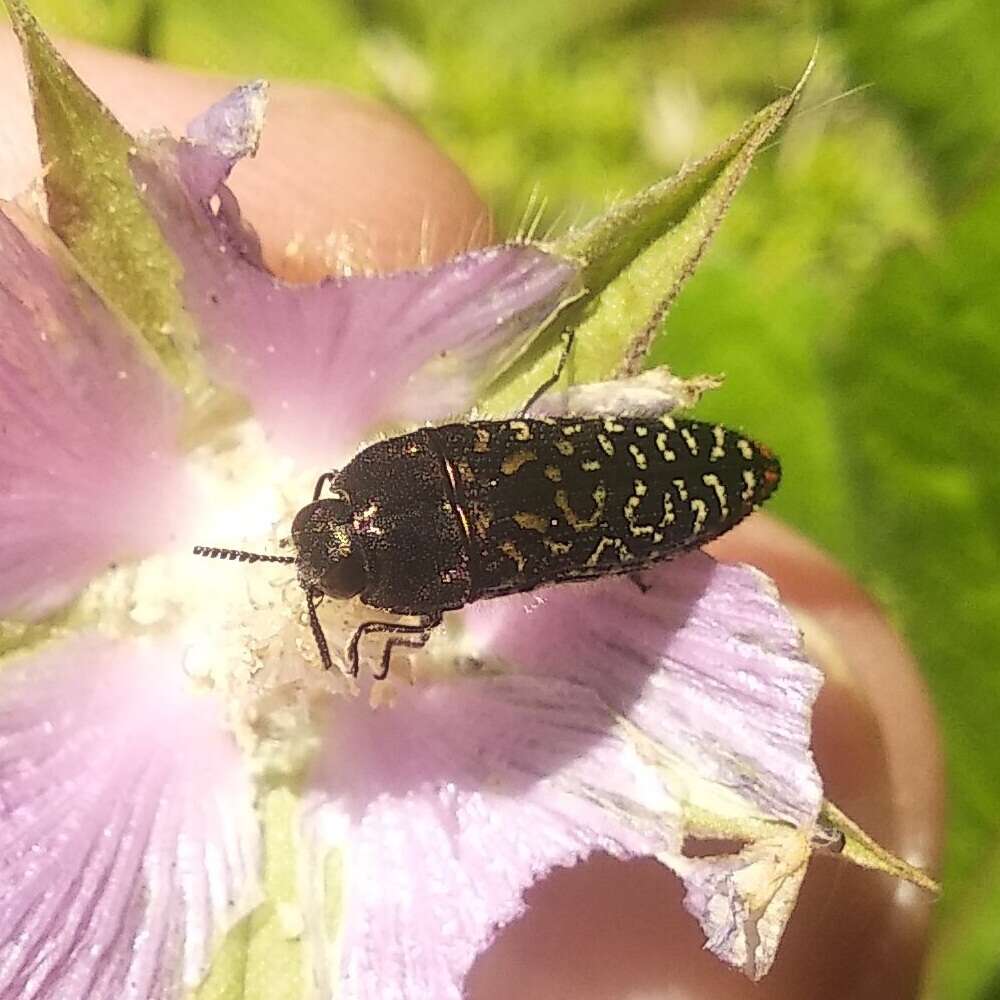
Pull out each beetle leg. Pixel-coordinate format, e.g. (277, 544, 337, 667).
(520, 329, 576, 415)
(346, 613, 444, 679)
(306, 589, 334, 671)
(312, 471, 339, 501)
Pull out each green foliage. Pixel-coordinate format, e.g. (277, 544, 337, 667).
(2, 0, 144, 47)
(829, 0, 1000, 197)
(150, 0, 374, 90)
(836, 175, 1000, 999)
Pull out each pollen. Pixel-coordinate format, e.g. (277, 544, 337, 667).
(77, 421, 346, 777)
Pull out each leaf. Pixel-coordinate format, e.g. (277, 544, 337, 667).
(3, 0, 205, 396)
(480, 56, 814, 414)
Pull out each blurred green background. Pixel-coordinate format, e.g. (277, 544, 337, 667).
(20, 0, 1000, 995)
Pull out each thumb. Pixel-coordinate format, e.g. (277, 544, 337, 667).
(0, 28, 491, 279)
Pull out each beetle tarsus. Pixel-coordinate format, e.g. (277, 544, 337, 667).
(347, 613, 444, 679)
(307, 590, 334, 671)
(520, 329, 576, 415)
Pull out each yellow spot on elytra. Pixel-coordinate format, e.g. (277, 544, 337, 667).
(656, 431, 676, 462)
(628, 443, 648, 470)
(634, 479, 648, 497)
(602, 418, 625, 433)
(501, 449, 537, 475)
(508, 420, 532, 442)
(691, 498, 709, 533)
(545, 539, 572, 555)
(556, 439, 575, 457)
(513, 511, 548, 533)
(473, 427, 492, 453)
(586, 535, 627, 566)
(544, 465, 563, 482)
(737, 438, 754, 460)
(597, 433, 615, 456)
(681, 428, 699, 456)
(580, 459, 601, 472)
(455, 458, 476, 487)
(500, 539, 526, 571)
(701, 473, 729, 517)
(710, 425, 726, 461)
(635, 424, 649, 437)
(624, 492, 654, 536)
(659, 493, 675, 527)
(561, 423, 583, 435)
(555, 484, 607, 531)
(741, 469, 757, 502)
(473, 506, 494, 532)
(673, 478, 689, 501)
(660, 415, 677, 430)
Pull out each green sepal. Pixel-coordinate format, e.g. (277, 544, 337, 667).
(480, 57, 814, 415)
(4, 0, 206, 399)
(681, 797, 938, 896)
(820, 799, 940, 894)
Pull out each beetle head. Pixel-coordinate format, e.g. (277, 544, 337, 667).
(291, 498, 367, 600)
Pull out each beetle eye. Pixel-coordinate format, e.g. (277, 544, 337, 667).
(318, 546, 366, 599)
(291, 503, 318, 537)
(292, 498, 350, 538)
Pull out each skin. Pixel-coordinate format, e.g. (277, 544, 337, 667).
(0, 31, 945, 999)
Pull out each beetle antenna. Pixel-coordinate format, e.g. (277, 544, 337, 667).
(193, 545, 296, 565)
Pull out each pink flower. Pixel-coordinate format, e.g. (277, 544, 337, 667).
(0, 56, 929, 1000)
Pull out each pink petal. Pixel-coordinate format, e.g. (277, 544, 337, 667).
(0, 206, 191, 619)
(0, 635, 260, 1000)
(129, 124, 580, 461)
(301, 554, 822, 997)
(302, 677, 665, 1000)
(185, 80, 268, 166)
(469, 553, 823, 827)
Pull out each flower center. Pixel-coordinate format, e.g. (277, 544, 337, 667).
(80, 421, 349, 776)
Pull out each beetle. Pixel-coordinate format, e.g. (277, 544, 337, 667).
(194, 413, 780, 679)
